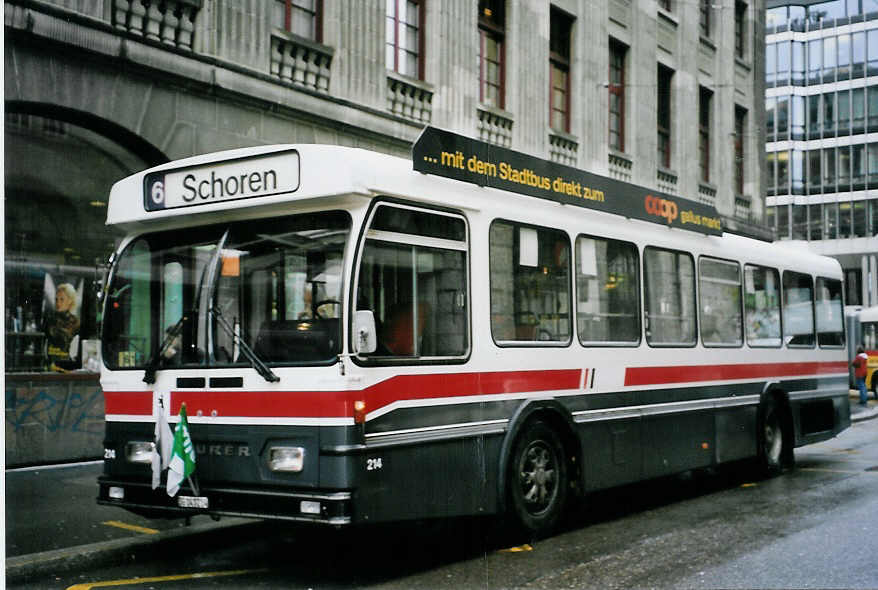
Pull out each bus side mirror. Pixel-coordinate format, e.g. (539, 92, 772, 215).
(355, 310, 377, 354)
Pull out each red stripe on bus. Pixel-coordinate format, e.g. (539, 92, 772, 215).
(623, 361, 847, 387)
(167, 369, 582, 418)
(103, 369, 582, 419)
(104, 391, 152, 415)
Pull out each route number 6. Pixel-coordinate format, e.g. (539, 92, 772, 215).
(151, 180, 165, 205)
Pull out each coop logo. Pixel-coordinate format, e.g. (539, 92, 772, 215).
(644, 194, 678, 224)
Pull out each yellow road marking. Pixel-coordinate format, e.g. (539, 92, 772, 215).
(101, 521, 160, 535)
(66, 568, 264, 589)
(499, 544, 533, 553)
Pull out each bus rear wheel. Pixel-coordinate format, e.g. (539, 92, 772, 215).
(507, 420, 568, 537)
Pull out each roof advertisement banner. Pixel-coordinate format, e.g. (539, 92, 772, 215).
(412, 126, 722, 236)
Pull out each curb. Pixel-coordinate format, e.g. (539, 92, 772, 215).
(5, 517, 261, 584)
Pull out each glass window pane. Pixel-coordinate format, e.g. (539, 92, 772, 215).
(809, 203, 823, 240)
(783, 271, 814, 347)
(490, 221, 571, 344)
(644, 247, 696, 346)
(744, 265, 781, 347)
(816, 277, 844, 347)
(699, 258, 742, 347)
(576, 236, 640, 345)
(359, 206, 468, 358)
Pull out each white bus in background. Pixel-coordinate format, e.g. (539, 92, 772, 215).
(97, 128, 850, 536)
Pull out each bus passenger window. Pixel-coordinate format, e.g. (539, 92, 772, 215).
(356, 205, 469, 360)
(489, 221, 571, 345)
(644, 247, 696, 346)
(816, 277, 844, 347)
(699, 258, 742, 347)
(575, 235, 639, 345)
(744, 265, 782, 347)
(782, 271, 815, 347)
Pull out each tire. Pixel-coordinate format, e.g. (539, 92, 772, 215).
(507, 420, 568, 537)
(757, 395, 790, 477)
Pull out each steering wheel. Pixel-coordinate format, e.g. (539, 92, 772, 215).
(313, 299, 341, 318)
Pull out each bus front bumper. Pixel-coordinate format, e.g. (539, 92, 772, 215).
(97, 476, 353, 525)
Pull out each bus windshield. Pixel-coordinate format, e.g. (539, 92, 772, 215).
(102, 211, 350, 371)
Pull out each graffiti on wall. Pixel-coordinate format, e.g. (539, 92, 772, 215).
(6, 384, 104, 435)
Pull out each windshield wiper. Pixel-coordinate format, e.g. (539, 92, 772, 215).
(142, 313, 190, 384)
(211, 305, 279, 383)
(143, 229, 230, 385)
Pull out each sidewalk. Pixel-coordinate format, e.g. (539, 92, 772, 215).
(849, 389, 878, 422)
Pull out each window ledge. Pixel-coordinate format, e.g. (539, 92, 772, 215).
(549, 128, 578, 144)
(657, 166, 679, 182)
(699, 35, 716, 52)
(657, 7, 678, 27)
(386, 69, 435, 93)
(735, 56, 751, 71)
(477, 103, 515, 122)
(270, 28, 335, 58)
(609, 149, 633, 165)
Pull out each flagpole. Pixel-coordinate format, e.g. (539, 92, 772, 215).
(187, 474, 200, 496)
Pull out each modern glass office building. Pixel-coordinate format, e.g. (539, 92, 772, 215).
(765, 0, 878, 306)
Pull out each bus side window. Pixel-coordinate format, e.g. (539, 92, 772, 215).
(699, 257, 743, 347)
(489, 221, 571, 345)
(356, 205, 469, 360)
(782, 270, 815, 347)
(644, 247, 696, 347)
(744, 264, 782, 347)
(575, 235, 640, 346)
(815, 277, 844, 347)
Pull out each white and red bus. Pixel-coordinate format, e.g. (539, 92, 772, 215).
(98, 128, 850, 535)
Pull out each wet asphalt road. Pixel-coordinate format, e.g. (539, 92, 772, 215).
(8, 419, 878, 589)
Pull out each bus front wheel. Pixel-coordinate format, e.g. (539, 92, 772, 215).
(757, 395, 792, 476)
(507, 420, 568, 537)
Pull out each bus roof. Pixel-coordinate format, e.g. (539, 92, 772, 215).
(106, 142, 842, 280)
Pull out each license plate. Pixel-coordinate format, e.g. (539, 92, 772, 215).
(177, 495, 209, 509)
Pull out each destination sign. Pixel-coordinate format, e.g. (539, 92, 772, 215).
(412, 127, 722, 236)
(144, 150, 300, 212)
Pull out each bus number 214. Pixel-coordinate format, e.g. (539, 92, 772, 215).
(366, 457, 383, 471)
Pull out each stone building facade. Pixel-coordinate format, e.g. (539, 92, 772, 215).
(4, 0, 765, 464)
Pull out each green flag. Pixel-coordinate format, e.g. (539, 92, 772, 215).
(166, 404, 196, 497)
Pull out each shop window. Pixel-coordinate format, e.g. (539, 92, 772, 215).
(490, 221, 571, 345)
(5, 113, 148, 373)
(575, 235, 639, 345)
(644, 247, 696, 346)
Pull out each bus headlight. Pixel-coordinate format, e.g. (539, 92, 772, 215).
(125, 441, 155, 464)
(268, 446, 305, 472)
